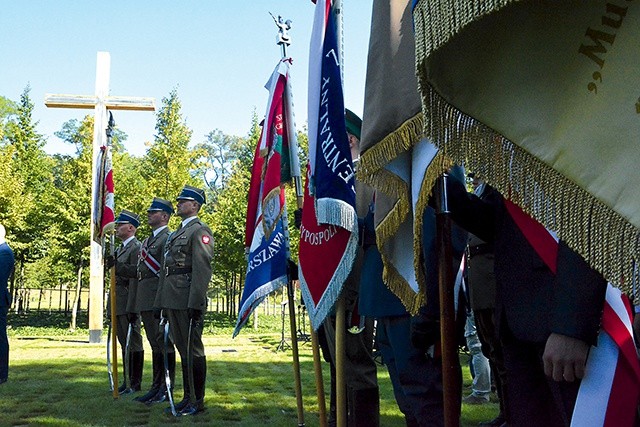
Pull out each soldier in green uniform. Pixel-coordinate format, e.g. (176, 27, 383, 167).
(155, 186, 214, 416)
(108, 210, 144, 394)
(133, 198, 176, 404)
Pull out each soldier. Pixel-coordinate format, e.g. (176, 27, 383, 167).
(155, 185, 214, 416)
(132, 198, 176, 404)
(107, 210, 144, 394)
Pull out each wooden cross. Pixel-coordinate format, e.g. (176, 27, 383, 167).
(45, 51, 155, 343)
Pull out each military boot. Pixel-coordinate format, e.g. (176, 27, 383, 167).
(166, 363, 190, 415)
(148, 351, 176, 404)
(135, 352, 162, 403)
(129, 351, 144, 392)
(180, 356, 207, 416)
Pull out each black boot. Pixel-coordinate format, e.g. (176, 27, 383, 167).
(148, 351, 176, 404)
(180, 356, 206, 416)
(129, 351, 144, 392)
(135, 352, 162, 403)
(166, 362, 190, 415)
(348, 386, 380, 427)
(118, 349, 133, 395)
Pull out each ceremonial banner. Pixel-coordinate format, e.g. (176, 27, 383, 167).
(234, 59, 299, 337)
(299, 0, 358, 330)
(358, 0, 449, 313)
(412, 0, 640, 295)
(92, 144, 115, 243)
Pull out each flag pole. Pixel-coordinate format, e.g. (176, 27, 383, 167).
(333, 1, 347, 426)
(435, 173, 461, 426)
(105, 112, 119, 400)
(273, 14, 305, 426)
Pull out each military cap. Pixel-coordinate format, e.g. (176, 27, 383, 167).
(115, 210, 140, 228)
(345, 108, 362, 140)
(176, 185, 206, 205)
(147, 197, 174, 215)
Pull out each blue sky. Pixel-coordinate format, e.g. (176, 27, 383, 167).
(1, 1, 373, 157)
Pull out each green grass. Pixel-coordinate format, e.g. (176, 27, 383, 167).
(2, 312, 499, 426)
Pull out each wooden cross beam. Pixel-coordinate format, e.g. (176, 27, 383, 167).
(45, 51, 155, 344)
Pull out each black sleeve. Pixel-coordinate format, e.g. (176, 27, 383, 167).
(552, 241, 606, 345)
(446, 178, 499, 243)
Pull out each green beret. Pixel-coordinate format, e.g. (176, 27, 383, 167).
(345, 109, 362, 140)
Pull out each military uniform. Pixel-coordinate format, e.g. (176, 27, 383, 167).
(112, 210, 144, 394)
(155, 186, 214, 416)
(132, 198, 176, 404)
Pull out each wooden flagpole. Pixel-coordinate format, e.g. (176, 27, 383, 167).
(333, 1, 348, 426)
(274, 14, 306, 427)
(435, 173, 461, 427)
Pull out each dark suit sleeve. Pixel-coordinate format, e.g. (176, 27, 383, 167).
(446, 178, 498, 243)
(552, 241, 606, 345)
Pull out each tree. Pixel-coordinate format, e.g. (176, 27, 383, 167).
(3, 86, 55, 299)
(142, 88, 202, 211)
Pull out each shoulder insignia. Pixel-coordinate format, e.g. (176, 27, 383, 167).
(202, 235, 211, 245)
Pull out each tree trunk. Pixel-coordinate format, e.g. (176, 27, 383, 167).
(70, 261, 83, 331)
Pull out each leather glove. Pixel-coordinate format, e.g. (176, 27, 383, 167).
(188, 308, 203, 321)
(153, 308, 162, 320)
(104, 255, 115, 269)
(294, 208, 303, 230)
(287, 258, 299, 281)
(410, 312, 440, 352)
(126, 313, 138, 324)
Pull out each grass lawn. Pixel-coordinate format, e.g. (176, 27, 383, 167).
(1, 312, 499, 426)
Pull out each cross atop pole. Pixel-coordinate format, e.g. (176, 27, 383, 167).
(45, 51, 155, 343)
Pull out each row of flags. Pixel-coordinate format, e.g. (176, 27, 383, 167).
(234, 0, 640, 425)
(89, 0, 639, 423)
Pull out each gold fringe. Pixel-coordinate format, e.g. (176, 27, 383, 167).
(414, 2, 640, 298)
(358, 113, 424, 181)
(358, 117, 456, 313)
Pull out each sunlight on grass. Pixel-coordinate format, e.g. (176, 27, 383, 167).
(3, 317, 499, 426)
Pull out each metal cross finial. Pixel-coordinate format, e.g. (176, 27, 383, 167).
(270, 12, 292, 48)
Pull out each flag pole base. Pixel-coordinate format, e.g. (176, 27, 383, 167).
(89, 329, 102, 344)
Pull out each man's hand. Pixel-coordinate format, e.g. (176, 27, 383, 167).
(104, 255, 115, 269)
(188, 308, 203, 321)
(410, 313, 440, 352)
(294, 208, 303, 230)
(543, 333, 590, 382)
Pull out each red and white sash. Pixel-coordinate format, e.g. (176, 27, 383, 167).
(504, 200, 640, 427)
(139, 238, 161, 277)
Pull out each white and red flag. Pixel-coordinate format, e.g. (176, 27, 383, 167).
(234, 58, 298, 337)
(298, 0, 358, 331)
(92, 144, 115, 243)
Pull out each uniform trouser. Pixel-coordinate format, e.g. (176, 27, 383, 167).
(116, 314, 143, 387)
(324, 315, 377, 390)
(116, 314, 144, 352)
(376, 314, 445, 427)
(501, 327, 580, 427)
(140, 310, 174, 354)
(324, 315, 378, 426)
(165, 309, 206, 400)
(474, 308, 508, 418)
(0, 306, 8, 380)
